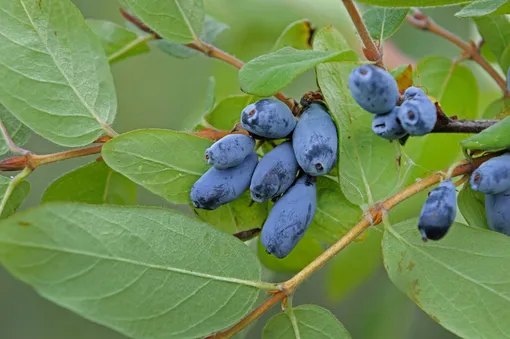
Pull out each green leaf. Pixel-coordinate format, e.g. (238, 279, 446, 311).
(272, 19, 313, 51)
(326, 229, 381, 302)
(194, 191, 267, 234)
(475, 15, 510, 70)
(458, 181, 489, 229)
(0, 203, 263, 339)
(152, 15, 228, 59)
(124, 0, 204, 44)
(0, 0, 117, 147)
(355, 0, 477, 6)
(0, 176, 29, 218)
(263, 305, 351, 339)
(405, 56, 478, 179)
(363, 7, 409, 41)
(456, 0, 508, 17)
(205, 95, 257, 130)
(314, 26, 402, 205)
(500, 43, 510, 76)
(482, 97, 510, 119)
(0, 104, 30, 156)
(461, 116, 510, 150)
(383, 218, 510, 339)
(87, 19, 150, 64)
(42, 162, 136, 205)
(101, 129, 212, 204)
(257, 235, 322, 273)
(239, 47, 358, 97)
(308, 177, 363, 243)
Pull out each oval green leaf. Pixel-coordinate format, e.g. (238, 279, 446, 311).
(0, 104, 30, 156)
(239, 47, 358, 96)
(0, 203, 263, 339)
(383, 218, 510, 339)
(461, 116, 510, 150)
(257, 235, 323, 273)
(87, 19, 150, 64)
(205, 95, 257, 130)
(124, 0, 204, 44)
(272, 19, 313, 51)
(101, 129, 212, 204)
(194, 191, 267, 234)
(456, 0, 509, 17)
(0, 0, 117, 146)
(475, 15, 510, 71)
(363, 7, 409, 41)
(263, 305, 351, 339)
(458, 181, 489, 229)
(308, 176, 363, 243)
(42, 161, 137, 205)
(0, 175, 29, 218)
(314, 26, 402, 205)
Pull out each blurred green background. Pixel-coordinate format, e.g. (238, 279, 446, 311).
(0, 1, 502, 338)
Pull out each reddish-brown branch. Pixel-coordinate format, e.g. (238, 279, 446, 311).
(406, 9, 507, 94)
(120, 9, 296, 110)
(206, 292, 286, 338)
(341, 0, 384, 68)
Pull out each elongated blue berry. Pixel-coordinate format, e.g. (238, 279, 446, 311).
(241, 99, 296, 138)
(292, 103, 338, 176)
(398, 87, 437, 136)
(418, 180, 457, 241)
(261, 175, 317, 258)
(190, 152, 258, 210)
(348, 65, 400, 114)
(485, 188, 510, 236)
(205, 134, 255, 170)
(471, 153, 510, 195)
(250, 141, 299, 202)
(372, 107, 407, 140)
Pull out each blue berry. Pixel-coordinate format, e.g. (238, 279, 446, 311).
(292, 103, 338, 176)
(241, 99, 296, 138)
(250, 141, 299, 202)
(372, 107, 407, 140)
(205, 134, 255, 170)
(470, 153, 510, 195)
(418, 180, 457, 241)
(398, 88, 437, 136)
(403, 86, 426, 101)
(260, 174, 317, 258)
(485, 188, 510, 236)
(348, 65, 400, 114)
(190, 152, 258, 210)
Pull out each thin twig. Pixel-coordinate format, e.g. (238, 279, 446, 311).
(0, 145, 103, 171)
(406, 9, 507, 94)
(206, 292, 286, 338)
(341, 0, 384, 68)
(281, 159, 479, 294)
(431, 119, 498, 133)
(120, 9, 295, 110)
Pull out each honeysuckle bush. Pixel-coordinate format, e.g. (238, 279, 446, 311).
(0, 0, 509, 338)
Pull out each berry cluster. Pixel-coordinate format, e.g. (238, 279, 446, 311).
(348, 65, 437, 139)
(471, 153, 510, 236)
(191, 98, 339, 258)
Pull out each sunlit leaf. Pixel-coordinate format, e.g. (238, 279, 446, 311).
(272, 19, 313, 51)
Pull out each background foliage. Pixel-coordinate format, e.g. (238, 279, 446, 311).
(0, 0, 508, 338)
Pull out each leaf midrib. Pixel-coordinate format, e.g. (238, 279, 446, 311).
(19, 0, 110, 131)
(0, 239, 263, 289)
